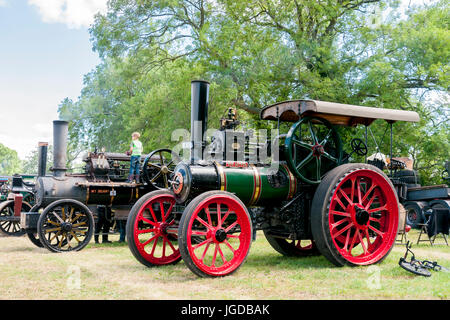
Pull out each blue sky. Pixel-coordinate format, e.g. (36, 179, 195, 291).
(0, 0, 106, 159)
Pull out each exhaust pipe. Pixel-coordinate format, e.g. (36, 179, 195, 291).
(190, 80, 209, 164)
(52, 120, 68, 177)
(37, 142, 48, 177)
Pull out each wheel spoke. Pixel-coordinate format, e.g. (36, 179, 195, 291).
(292, 138, 312, 150)
(332, 222, 354, 239)
(322, 151, 338, 163)
(211, 244, 219, 267)
(344, 228, 351, 250)
(331, 218, 350, 229)
(225, 220, 238, 233)
(339, 188, 353, 205)
(52, 211, 65, 224)
(308, 122, 318, 144)
(140, 216, 158, 227)
(150, 236, 159, 256)
(296, 152, 314, 170)
(200, 241, 211, 263)
(220, 210, 231, 226)
(142, 233, 159, 247)
(148, 206, 158, 223)
(368, 205, 387, 214)
(217, 244, 227, 264)
(358, 231, 368, 254)
(334, 196, 347, 210)
(356, 179, 362, 204)
(164, 235, 177, 253)
(364, 229, 372, 249)
(69, 231, 81, 244)
(196, 216, 212, 230)
(216, 203, 222, 227)
(159, 201, 166, 222)
(223, 239, 235, 254)
(361, 183, 377, 204)
(162, 237, 167, 257)
(193, 238, 212, 250)
(368, 225, 385, 238)
(349, 230, 359, 253)
(330, 210, 351, 218)
(320, 129, 333, 146)
(137, 228, 156, 235)
(350, 178, 356, 204)
(191, 230, 208, 236)
(315, 157, 321, 180)
(45, 227, 61, 233)
(205, 207, 212, 226)
(150, 171, 162, 183)
(365, 193, 377, 210)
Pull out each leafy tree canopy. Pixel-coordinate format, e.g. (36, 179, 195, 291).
(59, 0, 449, 184)
(0, 143, 22, 176)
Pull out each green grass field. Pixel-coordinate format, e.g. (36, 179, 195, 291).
(0, 229, 448, 300)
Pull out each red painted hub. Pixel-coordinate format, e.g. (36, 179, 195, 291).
(186, 195, 252, 276)
(328, 169, 398, 265)
(312, 143, 325, 158)
(133, 193, 180, 265)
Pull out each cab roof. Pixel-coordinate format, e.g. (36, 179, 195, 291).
(260, 99, 420, 126)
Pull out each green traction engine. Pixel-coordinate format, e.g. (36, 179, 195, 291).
(126, 80, 420, 277)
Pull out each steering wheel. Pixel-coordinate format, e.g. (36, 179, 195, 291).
(350, 138, 368, 156)
(284, 116, 343, 184)
(142, 148, 180, 189)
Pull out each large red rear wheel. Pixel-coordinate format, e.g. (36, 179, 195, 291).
(311, 163, 399, 266)
(126, 190, 182, 267)
(178, 191, 253, 277)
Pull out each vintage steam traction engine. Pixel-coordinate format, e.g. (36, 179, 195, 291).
(126, 80, 420, 277)
(20, 121, 177, 252)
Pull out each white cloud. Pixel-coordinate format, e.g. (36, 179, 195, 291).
(0, 0, 8, 7)
(28, 0, 108, 29)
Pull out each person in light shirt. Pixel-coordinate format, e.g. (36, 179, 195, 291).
(126, 132, 143, 183)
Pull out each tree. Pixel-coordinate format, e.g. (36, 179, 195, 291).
(0, 143, 22, 175)
(61, 0, 449, 184)
(22, 146, 53, 175)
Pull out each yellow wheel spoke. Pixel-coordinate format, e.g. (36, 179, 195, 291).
(45, 227, 61, 233)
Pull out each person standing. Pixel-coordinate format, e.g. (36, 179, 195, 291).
(127, 132, 143, 183)
(94, 205, 112, 244)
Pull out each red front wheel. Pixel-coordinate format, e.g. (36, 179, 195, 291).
(311, 163, 399, 266)
(126, 190, 182, 267)
(178, 191, 253, 277)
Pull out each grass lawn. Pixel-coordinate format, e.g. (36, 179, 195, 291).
(0, 229, 448, 300)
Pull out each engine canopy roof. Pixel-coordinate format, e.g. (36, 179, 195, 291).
(260, 99, 420, 126)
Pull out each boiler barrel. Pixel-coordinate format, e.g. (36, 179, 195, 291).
(35, 176, 141, 207)
(172, 162, 297, 206)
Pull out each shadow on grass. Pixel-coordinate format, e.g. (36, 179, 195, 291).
(244, 251, 334, 270)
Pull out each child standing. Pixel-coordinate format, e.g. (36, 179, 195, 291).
(127, 132, 143, 183)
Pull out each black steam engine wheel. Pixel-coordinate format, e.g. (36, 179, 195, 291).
(142, 148, 180, 189)
(37, 199, 95, 252)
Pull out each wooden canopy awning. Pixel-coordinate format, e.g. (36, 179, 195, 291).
(260, 100, 420, 126)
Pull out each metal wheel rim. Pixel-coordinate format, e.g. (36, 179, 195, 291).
(186, 195, 252, 276)
(132, 193, 180, 265)
(328, 169, 398, 264)
(285, 116, 342, 184)
(39, 202, 93, 252)
(143, 149, 179, 189)
(0, 201, 30, 236)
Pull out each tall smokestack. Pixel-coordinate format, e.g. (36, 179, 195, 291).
(37, 142, 48, 177)
(52, 120, 68, 177)
(190, 80, 209, 163)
